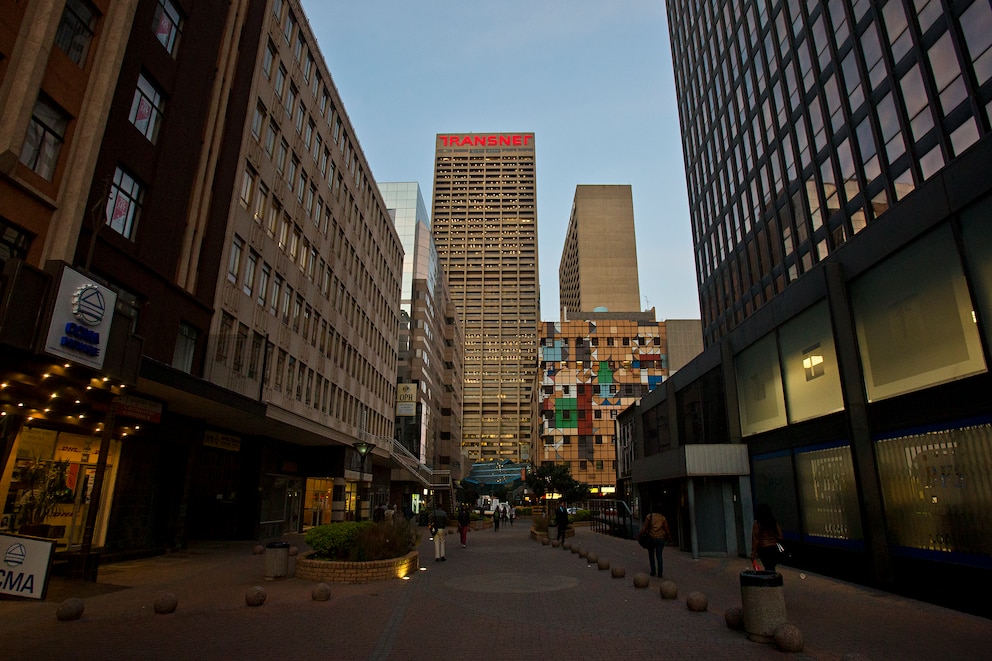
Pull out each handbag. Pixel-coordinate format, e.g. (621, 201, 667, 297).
(637, 530, 653, 549)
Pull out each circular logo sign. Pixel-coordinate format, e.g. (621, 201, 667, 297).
(72, 284, 107, 326)
(4, 542, 26, 567)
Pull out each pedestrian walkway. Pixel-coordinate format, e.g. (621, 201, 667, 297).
(1, 520, 989, 660)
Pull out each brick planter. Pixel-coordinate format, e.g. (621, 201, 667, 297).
(296, 551, 419, 583)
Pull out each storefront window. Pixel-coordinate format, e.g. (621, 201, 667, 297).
(778, 300, 844, 423)
(735, 333, 788, 435)
(850, 224, 987, 402)
(795, 443, 863, 543)
(875, 423, 992, 561)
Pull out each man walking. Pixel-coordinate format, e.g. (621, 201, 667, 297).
(431, 506, 448, 562)
(556, 503, 569, 544)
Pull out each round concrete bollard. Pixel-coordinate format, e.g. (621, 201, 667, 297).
(551, 539, 560, 548)
(725, 606, 744, 630)
(153, 592, 178, 614)
(541, 537, 550, 546)
(579, 548, 589, 559)
(311, 583, 332, 601)
(562, 541, 572, 551)
(633, 572, 650, 588)
(56, 598, 85, 621)
(611, 565, 626, 578)
(289, 545, 299, 557)
(597, 557, 610, 570)
(571, 544, 581, 555)
(245, 585, 267, 607)
(252, 544, 265, 555)
(774, 623, 804, 653)
(686, 591, 708, 612)
(659, 580, 678, 600)
(586, 552, 598, 564)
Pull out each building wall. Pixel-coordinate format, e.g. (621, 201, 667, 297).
(431, 133, 539, 464)
(668, 0, 992, 346)
(559, 185, 641, 316)
(540, 317, 670, 492)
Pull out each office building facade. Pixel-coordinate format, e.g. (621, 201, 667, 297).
(379, 182, 464, 489)
(431, 132, 539, 464)
(632, 0, 992, 612)
(559, 185, 641, 317)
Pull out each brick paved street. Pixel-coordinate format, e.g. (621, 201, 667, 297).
(1, 520, 989, 660)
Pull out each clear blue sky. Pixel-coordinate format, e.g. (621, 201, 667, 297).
(298, 0, 700, 322)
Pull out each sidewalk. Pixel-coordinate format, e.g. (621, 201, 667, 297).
(1, 520, 989, 660)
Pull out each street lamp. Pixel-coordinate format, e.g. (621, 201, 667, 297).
(353, 441, 373, 521)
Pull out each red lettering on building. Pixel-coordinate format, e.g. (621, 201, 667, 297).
(439, 134, 533, 147)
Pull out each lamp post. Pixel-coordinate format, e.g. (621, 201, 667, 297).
(352, 441, 373, 521)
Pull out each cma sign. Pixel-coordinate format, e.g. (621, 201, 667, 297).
(439, 134, 533, 147)
(44, 265, 117, 370)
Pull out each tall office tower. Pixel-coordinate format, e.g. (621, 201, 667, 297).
(559, 185, 641, 317)
(379, 182, 465, 483)
(667, 1, 992, 345)
(431, 133, 540, 464)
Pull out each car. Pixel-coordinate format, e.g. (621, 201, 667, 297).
(566, 507, 579, 514)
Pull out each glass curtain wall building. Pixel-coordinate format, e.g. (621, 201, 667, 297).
(431, 133, 540, 464)
(667, 0, 992, 345)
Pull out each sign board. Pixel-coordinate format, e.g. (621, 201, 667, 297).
(396, 383, 416, 416)
(204, 430, 241, 452)
(1, 533, 55, 600)
(43, 265, 117, 370)
(117, 395, 163, 423)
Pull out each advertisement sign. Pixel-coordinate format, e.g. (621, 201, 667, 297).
(396, 383, 416, 416)
(43, 266, 117, 370)
(1, 533, 55, 600)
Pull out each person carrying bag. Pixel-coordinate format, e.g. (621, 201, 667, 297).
(638, 504, 671, 577)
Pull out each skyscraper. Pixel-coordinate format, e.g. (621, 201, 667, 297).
(667, 0, 992, 345)
(431, 132, 540, 464)
(559, 185, 641, 317)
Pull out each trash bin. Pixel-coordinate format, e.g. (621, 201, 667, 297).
(264, 541, 290, 580)
(739, 570, 786, 643)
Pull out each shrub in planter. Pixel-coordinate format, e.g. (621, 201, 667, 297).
(531, 515, 549, 533)
(516, 506, 533, 516)
(305, 520, 419, 561)
(306, 522, 370, 560)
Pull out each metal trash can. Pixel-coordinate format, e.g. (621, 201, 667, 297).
(264, 541, 290, 580)
(739, 570, 786, 643)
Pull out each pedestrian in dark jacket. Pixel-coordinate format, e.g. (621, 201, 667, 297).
(458, 505, 471, 547)
(555, 503, 570, 543)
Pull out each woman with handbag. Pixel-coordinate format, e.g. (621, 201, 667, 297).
(638, 504, 671, 577)
(751, 504, 785, 571)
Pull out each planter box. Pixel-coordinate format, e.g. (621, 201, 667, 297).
(296, 550, 419, 583)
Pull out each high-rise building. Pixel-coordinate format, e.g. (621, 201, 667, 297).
(633, 0, 992, 613)
(559, 185, 641, 317)
(668, 0, 992, 345)
(379, 182, 464, 483)
(430, 132, 540, 464)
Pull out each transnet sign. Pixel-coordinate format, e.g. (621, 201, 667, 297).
(439, 134, 533, 147)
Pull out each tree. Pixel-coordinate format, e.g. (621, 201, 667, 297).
(526, 463, 586, 510)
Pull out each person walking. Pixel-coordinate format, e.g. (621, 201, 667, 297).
(555, 502, 570, 544)
(638, 504, 671, 577)
(492, 506, 500, 531)
(458, 504, 471, 548)
(509, 505, 516, 526)
(751, 504, 785, 571)
(430, 506, 448, 562)
(501, 505, 508, 526)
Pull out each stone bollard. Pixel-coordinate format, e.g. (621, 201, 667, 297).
(586, 552, 598, 565)
(252, 544, 265, 555)
(633, 572, 650, 588)
(56, 598, 85, 621)
(154, 592, 178, 614)
(611, 565, 626, 578)
(551, 539, 561, 548)
(725, 606, 744, 630)
(686, 591, 708, 612)
(659, 580, 678, 600)
(740, 570, 786, 643)
(571, 544, 581, 555)
(541, 537, 550, 546)
(597, 557, 610, 570)
(579, 548, 590, 559)
(774, 623, 804, 653)
(289, 546, 299, 557)
(562, 541, 572, 551)
(311, 583, 331, 601)
(245, 585, 267, 607)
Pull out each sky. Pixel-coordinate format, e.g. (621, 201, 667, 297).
(298, 0, 701, 322)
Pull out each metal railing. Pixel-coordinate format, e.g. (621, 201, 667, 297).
(357, 431, 455, 511)
(586, 498, 639, 540)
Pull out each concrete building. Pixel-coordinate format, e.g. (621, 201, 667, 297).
(0, 0, 415, 563)
(559, 185, 641, 317)
(430, 132, 540, 465)
(379, 182, 464, 502)
(619, 0, 992, 615)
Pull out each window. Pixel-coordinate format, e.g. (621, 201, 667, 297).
(257, 262, 270, 307)
(284, 10, 296, 46)
(152, 0, 183, 56)
(228, 235, 244, 283)
(55, 0, 98, 67)
(106, 166, 143, 239)
(128, 73, 165, 142)
(20, 97, 68, 181)
(216, 313, 234, 363)
(270, 274, 283, 316)
(275, 65, 287, 100)
(262, 40, 276, 79)
(240, 165, 256, 207)
(233, 323, 248, 373)
(251, 102, 266, 139)
(172, 321, 197, 373)
(243, 250, 258, 297)
(264, 119, 277, 156)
